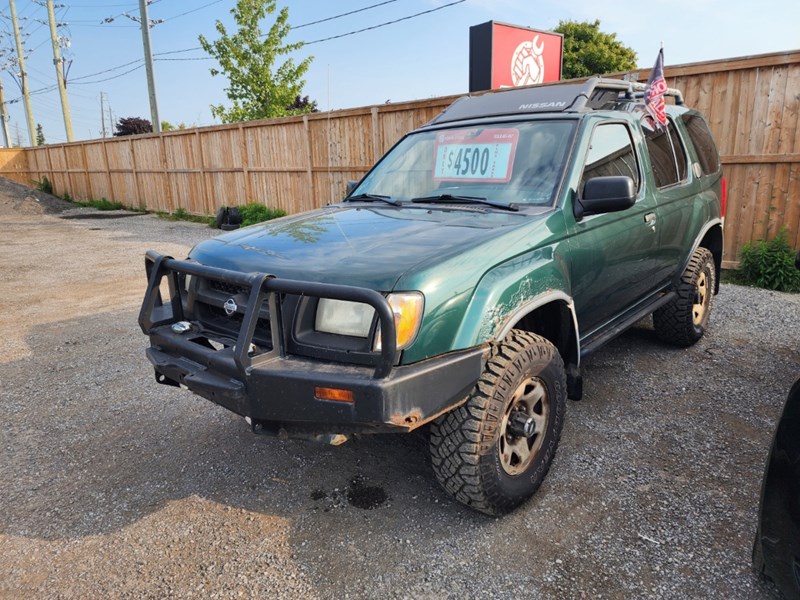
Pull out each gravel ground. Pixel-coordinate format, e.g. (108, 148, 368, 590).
(1, 179, 797, 599)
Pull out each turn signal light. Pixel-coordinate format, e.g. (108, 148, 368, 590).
(314, 387, 354, 403)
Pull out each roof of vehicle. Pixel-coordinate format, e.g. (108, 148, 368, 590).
(429, 77, 685, 125)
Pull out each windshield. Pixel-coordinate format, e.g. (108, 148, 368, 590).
(352, 120, 576, 206)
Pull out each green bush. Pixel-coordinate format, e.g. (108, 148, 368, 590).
(238, 203, 286, 227)
(738, 227, 800, 292)
(91, 197, 124, 210)
(35, 176, 53, 195)
(160, 208, 215, 226)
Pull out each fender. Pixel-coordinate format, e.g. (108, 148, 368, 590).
(495, 290, 581, 365)
(451, 243, 575, 355)
(681, 217, 724, 288)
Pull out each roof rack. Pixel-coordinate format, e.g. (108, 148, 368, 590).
(428, 77, 685, 125)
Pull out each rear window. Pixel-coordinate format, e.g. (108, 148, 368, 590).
(681, 113, 721, 175)
(641, 116, 688, 189)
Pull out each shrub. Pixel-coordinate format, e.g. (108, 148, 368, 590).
(238, 203, 286, 227)
(738, 227, 800, 292)
(162, 207, 215, 226)
(35, 176, 53, 195)
(92, 197, 124, 210)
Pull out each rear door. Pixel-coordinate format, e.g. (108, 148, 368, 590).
(638, 114, 695, 287)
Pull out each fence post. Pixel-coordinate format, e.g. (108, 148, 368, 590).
(303, 114, 315, 212)
(196, 129, 210, 215)
(80, 142, 92, 201)
(371, 106, 380, 163)
(159, 133, 174, 213)
(239, 123, 252, 205)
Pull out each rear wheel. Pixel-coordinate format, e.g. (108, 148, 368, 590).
(429, 331, 567, 515)
(653, 247, 716, 347)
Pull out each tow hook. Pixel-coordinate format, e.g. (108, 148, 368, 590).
(507, 411, 536, 438)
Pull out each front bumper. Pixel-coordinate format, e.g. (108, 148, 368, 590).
(139, 252, 484, 434)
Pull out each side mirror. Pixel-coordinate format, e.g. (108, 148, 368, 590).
(345, 180, 358, 196)
(574, 176, 636, 221)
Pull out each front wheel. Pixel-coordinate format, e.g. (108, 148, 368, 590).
(653, 247, 716, 347)
(429, 331, 567, 515)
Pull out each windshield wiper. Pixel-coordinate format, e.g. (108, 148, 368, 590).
(411, 194, 519, 212)
(345, 193, 402, 206)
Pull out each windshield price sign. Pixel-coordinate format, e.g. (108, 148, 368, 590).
(433, 128, 519, 182)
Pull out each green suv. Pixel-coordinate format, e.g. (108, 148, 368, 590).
(140, 78, 725, 515)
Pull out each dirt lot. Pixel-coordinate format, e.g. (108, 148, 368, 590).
(1, 179, 797, 599)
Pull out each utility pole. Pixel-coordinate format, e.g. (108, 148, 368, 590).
(99, 92, 106, 138)
(139, 0, 160, 133)
(9, 0, 36, 146)
(0, 80, 11, 147)
(46, 0, 73, 142)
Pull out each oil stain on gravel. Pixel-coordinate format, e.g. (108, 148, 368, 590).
(310, 476, 388, 511)
(346, 476, 387, 510)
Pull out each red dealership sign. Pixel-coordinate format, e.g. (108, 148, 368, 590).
(469, 21, 563, 93)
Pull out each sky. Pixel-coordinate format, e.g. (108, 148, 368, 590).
(0, 0, 798, 146)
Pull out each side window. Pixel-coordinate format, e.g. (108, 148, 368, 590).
(641, 116, 688, 188)
(580, 123, 640, 195)
(681, 113, 721, 175)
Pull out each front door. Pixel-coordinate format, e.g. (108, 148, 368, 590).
(568, 121, 660, 336)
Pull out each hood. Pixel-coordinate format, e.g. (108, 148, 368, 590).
(189, 204, 535, 290)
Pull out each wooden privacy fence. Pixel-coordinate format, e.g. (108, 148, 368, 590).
(8, 98, 455, 219)
(1, 49, 798, 266)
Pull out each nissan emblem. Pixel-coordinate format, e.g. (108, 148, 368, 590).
(223, 298, 238, 316)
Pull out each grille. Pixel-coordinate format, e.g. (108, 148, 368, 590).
(197, 302, 273, 348)
(209, 280, 250, 296)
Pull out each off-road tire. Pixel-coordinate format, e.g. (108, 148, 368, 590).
(653, 247, 716, 347)
(429, 330, 567, 515)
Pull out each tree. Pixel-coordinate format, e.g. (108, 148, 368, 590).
(114, 117, 153, 136)
(35, 123, 45, 146)
(286, 94, 318, 113)
(161, 120, 193, 132)
(198, 0, 314, 123)
(554, 20, 637, 80)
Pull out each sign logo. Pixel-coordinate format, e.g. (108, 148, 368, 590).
(223, 298, 238, 316)
(511, 36, 545, 86)
(468, 21, 563, 92)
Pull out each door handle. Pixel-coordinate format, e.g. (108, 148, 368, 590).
(644, 213, 656, 225)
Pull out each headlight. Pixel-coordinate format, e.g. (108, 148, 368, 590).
(374, 292, 424, 351)
(315, 299, 375, 338)
(314, 293, 425, 351)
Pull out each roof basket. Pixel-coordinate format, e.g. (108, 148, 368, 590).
(428, 77, 685, 125)
(573, 77, 685, 110)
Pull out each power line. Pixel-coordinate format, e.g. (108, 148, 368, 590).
(304, 0, 466, 45)
(71, 63, 144, 85)
(159, 0, 224, 23)
(146, 0, 466, 57)
(293, 0, 400, 29)
(69, 57, 144, 82)
(2, 0, 467, 126)
(155, 56, 212, 62)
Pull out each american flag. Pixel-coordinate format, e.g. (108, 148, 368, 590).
(644, 48, 668, 128)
